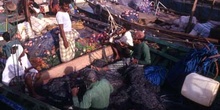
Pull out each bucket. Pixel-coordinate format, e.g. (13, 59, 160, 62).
(181, 72, 219, 107)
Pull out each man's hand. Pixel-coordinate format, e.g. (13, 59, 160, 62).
(63, 40, 69, 49)
(71, 87, 79, 96)
(131, 58, 138, 64)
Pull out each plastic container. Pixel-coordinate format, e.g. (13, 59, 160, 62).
(181, 73, 219, 107)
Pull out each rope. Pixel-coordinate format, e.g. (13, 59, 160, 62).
(167, 43, 220, 90)
(103, 6, 119, 33)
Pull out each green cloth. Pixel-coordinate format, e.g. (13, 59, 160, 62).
(72, 79, 113, 109)
(2, 40, 21, 58)
(132, 42, 151, 65)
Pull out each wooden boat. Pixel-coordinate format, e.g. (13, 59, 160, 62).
(1, 27, 219, 109)
(0, 83, 60, 110)
(0, 1, 219, 109)
(85, 0, 220, 44)
(34, 30, 220, 110)
(159, 0, 220, 21)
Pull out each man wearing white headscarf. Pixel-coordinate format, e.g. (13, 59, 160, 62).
(2, 44, 41, 97)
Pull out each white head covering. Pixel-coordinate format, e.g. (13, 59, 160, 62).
(117, 31, 134, 46)
(2, 44, 38, 86)
(11, 44, 24, 62)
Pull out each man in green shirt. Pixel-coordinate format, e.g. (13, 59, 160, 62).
(72, 69, 113, 110)
(131, 31, 151, 66)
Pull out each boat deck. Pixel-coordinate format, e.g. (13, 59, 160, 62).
(98, 1, 157, 24)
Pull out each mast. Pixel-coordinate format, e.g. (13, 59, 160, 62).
(185, 0, 198, 33)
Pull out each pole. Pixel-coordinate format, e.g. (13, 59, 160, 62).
(24, 0, 32, 28)
(185, 0, 198, 33)
(5, 18, 8, 32)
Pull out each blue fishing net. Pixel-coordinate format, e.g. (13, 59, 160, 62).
(144, 66, 167, 86)
(167, 43, 220, 90)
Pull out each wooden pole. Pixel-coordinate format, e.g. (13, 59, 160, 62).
(185, 0, 198, 33)
(5, 18, 8, 32)
(24, 0, 32, 28)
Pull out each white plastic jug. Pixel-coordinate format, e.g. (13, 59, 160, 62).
(181, 72, 219, 107)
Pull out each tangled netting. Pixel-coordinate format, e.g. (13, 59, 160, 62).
(109, 64, 164, 110)
(91, 59, 165, 110)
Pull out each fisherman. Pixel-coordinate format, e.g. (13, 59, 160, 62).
(111, 24, 133, 61)
(131, 31, 151, 67)
(2, 32, 21, 59)
(2, 44, 42, 98)
(92, 31, 151, 72)
(56, 0, 79, 62)
(72, 68, 113, 109)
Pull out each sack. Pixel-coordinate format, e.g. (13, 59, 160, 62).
(144, 66, 167, 86)
(17, 22, 34, 41)
(30, 16, 48, 34)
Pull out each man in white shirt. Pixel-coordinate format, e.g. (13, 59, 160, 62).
(2, 44, 41, 98)
(112, 24, 133, 60)
(56, 0, 79, 62)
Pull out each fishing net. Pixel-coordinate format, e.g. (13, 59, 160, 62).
(107, 64, 164, 110)
(91, 59, 162, 109)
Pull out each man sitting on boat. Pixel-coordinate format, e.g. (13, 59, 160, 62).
(93, 30, 151, 71)
(56, 0, 79, 62)
(2, 44, 42, 98)
(189, 20, 220, 37)
(131, 30, 151, 67)
(111, 24, 134, 60)
(72, 68, 113, 109)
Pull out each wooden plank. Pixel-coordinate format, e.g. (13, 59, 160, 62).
(145, 36, 191, 52)
(150, 48, 180, 62)
(40, 46, 113, 84)
(145, 26, 220, 43)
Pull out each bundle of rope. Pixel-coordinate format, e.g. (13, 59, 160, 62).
(103, 6, 119, 34)
(167, 43, 220, 91)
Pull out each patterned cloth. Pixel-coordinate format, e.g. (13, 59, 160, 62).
(193, 22, 216, 37)
(59, 30, 79, 62)
(9, 76, 25, 86)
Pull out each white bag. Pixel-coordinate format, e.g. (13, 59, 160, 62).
(17, 22, 34, 41)
(181, 73, 219, 107)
